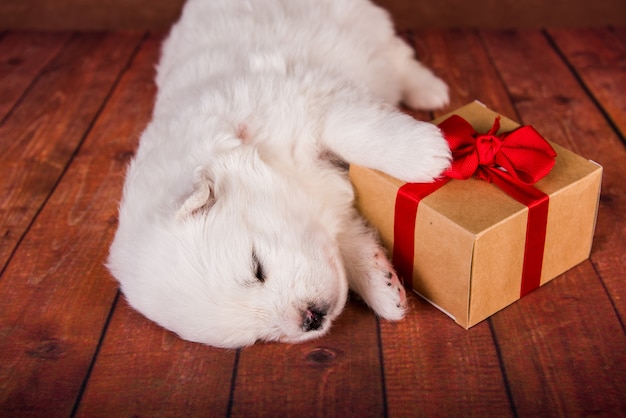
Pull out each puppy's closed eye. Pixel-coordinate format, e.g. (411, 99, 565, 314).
(252, 251, 266, 283)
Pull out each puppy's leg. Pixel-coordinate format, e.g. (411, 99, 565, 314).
(339, 214, 406, 321)
(390, 36, 449, 110)
(321, 98, 450, 183)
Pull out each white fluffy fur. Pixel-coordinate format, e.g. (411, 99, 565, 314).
(108, 0, 450, 348)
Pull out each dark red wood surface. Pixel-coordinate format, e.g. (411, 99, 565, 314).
(1, 28, 624, 417)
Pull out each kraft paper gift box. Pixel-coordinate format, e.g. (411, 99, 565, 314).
(349, 101, 602, 328)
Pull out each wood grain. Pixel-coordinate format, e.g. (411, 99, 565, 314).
(75, 300, 238, 417)
(0, 32, 70, 122)
(0, 32, 143, 274)
(545, 27, 626, 324)
(487, 264, 626, 416)
(381, 294, 514, 417)
(547, 28, 626, 139)
(0, 32, 144, 416)
(480, 29, 626, 416)
(409, 29, 518, 118)
(0, 28, 624, 417)
(230, 301, 385, 418)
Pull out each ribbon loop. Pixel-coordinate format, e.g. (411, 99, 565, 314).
(439, 114, 556, 186)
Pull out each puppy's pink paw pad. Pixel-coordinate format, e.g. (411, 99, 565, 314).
(385, 270, 406, 308)
(370, 250, 407, 318)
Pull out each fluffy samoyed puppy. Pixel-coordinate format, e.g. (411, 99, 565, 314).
(108, 0, 450, 348)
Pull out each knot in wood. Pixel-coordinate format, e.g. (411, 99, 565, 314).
(305, 347, 338, 367)
(26, 338, 66, 360)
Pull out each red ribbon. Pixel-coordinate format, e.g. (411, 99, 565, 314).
(393, 115, 556, 297)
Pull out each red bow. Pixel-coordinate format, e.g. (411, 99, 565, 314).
(439, 115, 556, 186)
(393, 114, 557, 296)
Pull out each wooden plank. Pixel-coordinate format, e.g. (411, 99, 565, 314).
(0, 32, 70, 122)
(74, 300, 237, 417)
(487, 264, 626, 416)
(0, 31, 143, 274)
(480, 29, 626, 416)
(408, 29, 518, 117)
(547, 28, 626, 144)
(0, 26, 620, 418)
(381, 295, 514, 417)
(230, 301, 385, 418)
(71, 33, 237, 417)
(545, 27, 626, 323)
(381, 29, 515, 417)
(0, 32, 146, 417)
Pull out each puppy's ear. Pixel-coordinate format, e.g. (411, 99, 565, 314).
(176, 166, 215, 220)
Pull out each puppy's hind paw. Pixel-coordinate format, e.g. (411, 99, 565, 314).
(371, 251, 407, 321)
(404, 74, 450, 110)
(401, 59, 450, 111)
(350, 249, 407, 321)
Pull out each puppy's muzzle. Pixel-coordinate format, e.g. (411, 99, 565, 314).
(302, 306, 327, 332)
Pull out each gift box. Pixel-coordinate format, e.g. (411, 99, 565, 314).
(349, 101, 602, 328)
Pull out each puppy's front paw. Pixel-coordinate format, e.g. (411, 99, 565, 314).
(386, 121, 451, 183)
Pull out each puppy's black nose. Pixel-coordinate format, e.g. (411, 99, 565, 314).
(302, 306, 326, 332)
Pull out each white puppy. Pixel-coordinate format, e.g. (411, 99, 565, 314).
(108, 0, 450, 348)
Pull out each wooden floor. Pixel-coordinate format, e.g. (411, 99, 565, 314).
(1, 28, 625, 417)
